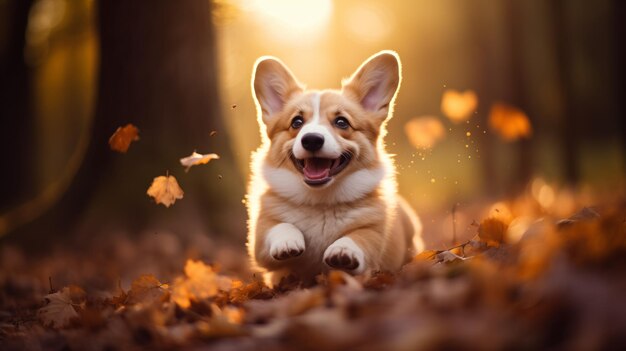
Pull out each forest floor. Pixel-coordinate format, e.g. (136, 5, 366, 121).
(1, 191, 626, 351)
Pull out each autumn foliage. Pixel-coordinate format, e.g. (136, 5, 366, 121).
(2, 200, 625, 350)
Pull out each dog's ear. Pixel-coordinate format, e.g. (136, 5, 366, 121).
(342, 50, 401, 120)
(252, 57, 303, 125)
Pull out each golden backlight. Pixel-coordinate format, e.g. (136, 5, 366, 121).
(242, 0, 333, 40)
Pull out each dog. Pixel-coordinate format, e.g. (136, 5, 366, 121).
(246, 50, 424, 285)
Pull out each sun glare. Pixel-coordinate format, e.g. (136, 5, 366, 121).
(245, 0, 333, 40)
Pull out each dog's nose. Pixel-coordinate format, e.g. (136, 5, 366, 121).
(301, 133, 325, 152)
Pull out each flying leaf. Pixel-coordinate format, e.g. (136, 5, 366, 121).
(108, 124, 139, 153)
(404, 116, 446, 149)
(38, 286, 86, 328)
(172, 259, 232, 308)
(147, 174, 184, 207)
(488, 102, 532, 141)
(127, 274, 169, 305)
(179, 152, 220, 172)
(441, 89, 478, 123)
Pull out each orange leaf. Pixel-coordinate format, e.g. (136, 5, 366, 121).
(404, 116, 446, 149)
(413, 249, 440, 261)
(127, 274, 168, 305)
(108, 124, 139, 153)
(488, 102, 532, 141)
(478, 218, 509, 246)
(441, 89, 478, 123)
(172, 260, 232, 308)
(146, 174, 184, 208)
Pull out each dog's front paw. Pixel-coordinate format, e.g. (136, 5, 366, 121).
(267, 223, 305, 261)
(323, 237, 365, 274)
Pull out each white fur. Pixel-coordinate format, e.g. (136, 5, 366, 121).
(292, 93, 341, 159)
(266, 223, 305, 259)
(261, 164, 386, 205)
(266, 194, 381, 265)
(323, 237, 366, 274)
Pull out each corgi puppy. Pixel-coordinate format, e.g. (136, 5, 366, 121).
(246, 50, 424, 285)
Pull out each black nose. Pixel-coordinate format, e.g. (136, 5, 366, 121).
(301, 133, 325, 151)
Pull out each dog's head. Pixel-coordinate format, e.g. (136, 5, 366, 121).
(251, 51, 401, 203)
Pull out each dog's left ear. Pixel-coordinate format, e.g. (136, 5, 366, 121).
(342, 50, 401, 121)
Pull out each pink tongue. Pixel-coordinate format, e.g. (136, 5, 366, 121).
(303, 158, 332, 180)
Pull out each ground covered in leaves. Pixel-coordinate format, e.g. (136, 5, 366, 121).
(2, 199, 626, 350)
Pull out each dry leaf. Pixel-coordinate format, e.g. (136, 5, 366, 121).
(557, 207, 600, 228)
(441, 89, 478, 123)
(488, 102, 532, 141)
(108, 124, 139, 153)
(478, 218, 509, 246)
(197, 304, 246, 338)
(229, 280, 274, 304)
(436, 250, 468, 263)
(404, 116, 446, 149)
(413, 250, 440, 261)
(172, 259, 232, 308)
(38, 286, 86, 328)
(147, 174, 184, 207)
(127, 274, 169, 305)
(179, 152, 220, 172)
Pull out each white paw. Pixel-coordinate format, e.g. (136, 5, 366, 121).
(323, 237, 365, 274)
(266, 223, 305, 261)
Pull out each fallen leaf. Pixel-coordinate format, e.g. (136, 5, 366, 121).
(229, 280, 274, 304)
(404, 116, 446, 149)
(413, 250, 440, 261)
(38, 286, 86, 328)
(557, 207, 600, 228)
(127, 274, 169, 305)
(196, 304, 246, 338)
(108, 124, 139, 153)
(147, 174, 184, 207)
(478, 218, 509, 246)
(179, 152, 220, 172)
(488, 102, 532, 141)
(172, 260, 232, 308)
(441, 89, 478, 123)
(436, 250, 468, 263)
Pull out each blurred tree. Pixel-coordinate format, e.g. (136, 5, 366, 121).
(504, 0, 533, 192)
(0, 0, 35, 211)
(6, 0, 245, 247)
(549, 0, 579, 185)
(466, 1, 497, 196)
(614, 0, 626, 174)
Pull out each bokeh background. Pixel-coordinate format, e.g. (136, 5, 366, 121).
(1, 0, 624, 251)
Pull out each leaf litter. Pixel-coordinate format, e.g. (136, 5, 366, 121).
(2, 201, 626, 350)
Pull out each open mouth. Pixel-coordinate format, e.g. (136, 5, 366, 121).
(291, 153, 352, 186)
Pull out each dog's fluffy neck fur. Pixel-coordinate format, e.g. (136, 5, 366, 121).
(259, 148, 393, 206)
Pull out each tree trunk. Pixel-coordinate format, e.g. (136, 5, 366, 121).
(549, 0, 579, 184)
(7, 0, 245, 248)
(0, 0, 35, 211)
(504, 0, 533, 192)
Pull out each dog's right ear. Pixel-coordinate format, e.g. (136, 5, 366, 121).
(252, 57, 303, 125)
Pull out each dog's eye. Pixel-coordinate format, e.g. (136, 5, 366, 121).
(290, 116, 304, 129)
(334, 116, 350, 130)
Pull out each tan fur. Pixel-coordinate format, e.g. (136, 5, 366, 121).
(246, 51, 424, 285)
